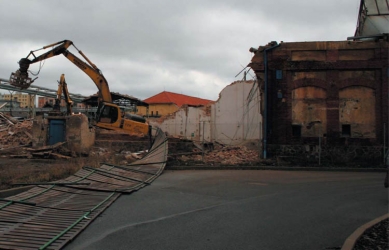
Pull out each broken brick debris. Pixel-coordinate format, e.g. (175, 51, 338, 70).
(0, 115, 33, 151)
(168, 137, 261, 166)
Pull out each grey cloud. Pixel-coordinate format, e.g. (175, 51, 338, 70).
(0, 0, 359, 101)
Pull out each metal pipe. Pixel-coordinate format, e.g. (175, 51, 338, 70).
(263, 42, 280, 159)
(319, 124, 321, 165)
(382, 123, 386, 164)
(347, 34, 389, 41)
(202, 121, 205, 162)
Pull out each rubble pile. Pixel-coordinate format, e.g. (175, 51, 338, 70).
(0, 114, 33, 149)
(0, 113, 262, 166)
(173, 144, 261, 166)
(204, 146, 260, 165)
(0, 114, 148, 162)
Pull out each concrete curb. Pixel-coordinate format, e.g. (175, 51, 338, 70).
(341, 213, 389, 250)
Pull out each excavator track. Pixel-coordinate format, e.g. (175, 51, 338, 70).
(0, 128, 167, 250)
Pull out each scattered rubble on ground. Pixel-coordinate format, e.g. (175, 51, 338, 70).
(0, 114, 33, 150)
(168, 138, 263, 166)
(0, 113, 264, 166)
(0, 114, 147, 163)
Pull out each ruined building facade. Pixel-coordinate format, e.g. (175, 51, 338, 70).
(249, 38, 389, 164)
(147, 81, 261, 146)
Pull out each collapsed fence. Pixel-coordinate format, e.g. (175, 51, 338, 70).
(0, 127, 167, 250)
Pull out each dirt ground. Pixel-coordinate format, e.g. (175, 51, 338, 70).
(0, 119, 150, 190)
(0, 143, 138, 190)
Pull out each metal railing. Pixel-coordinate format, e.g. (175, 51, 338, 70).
(0, 77, 87, 103)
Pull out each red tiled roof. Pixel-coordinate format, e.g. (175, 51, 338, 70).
(143, 91, 213, 107)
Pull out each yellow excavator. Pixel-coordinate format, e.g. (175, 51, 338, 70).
(50, 74, 73, 116)
(9, 40, 150, 136)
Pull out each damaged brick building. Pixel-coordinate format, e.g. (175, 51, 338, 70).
(147, 81, 261, 146)
(245, 0, 389, 165)
(248, 37, 388, 164)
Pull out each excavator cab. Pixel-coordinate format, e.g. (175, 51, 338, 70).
(96, 103, 150, 136)
(97, 103, 119, 123)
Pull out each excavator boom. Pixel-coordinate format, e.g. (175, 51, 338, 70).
(53, 74, 73, 116)
(9, 40, 150, 136)
(9, 40, 111, 103)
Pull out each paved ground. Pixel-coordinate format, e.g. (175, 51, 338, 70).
(64, 170, 388, 250)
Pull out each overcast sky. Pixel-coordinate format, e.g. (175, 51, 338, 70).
(0, 0, 360, 101)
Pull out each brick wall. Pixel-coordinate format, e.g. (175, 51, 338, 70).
(250, 39, 389, 162)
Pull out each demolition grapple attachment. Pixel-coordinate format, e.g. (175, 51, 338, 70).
(9, 58, 35, 89)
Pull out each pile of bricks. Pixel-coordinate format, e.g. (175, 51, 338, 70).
(0, 116, 33, 149)
(205, 146, 260, 165)
(177, 145, 261, 166)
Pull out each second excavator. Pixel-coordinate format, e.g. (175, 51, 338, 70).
(9, 40, 151, 136)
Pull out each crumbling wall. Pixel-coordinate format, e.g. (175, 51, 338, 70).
(32, 117, 48, 147)
(149, 80, 262, 146)
(148, 105, 211, 142)
(292, 86, 327, 137)
(339, 86, 376, 138)
(249, 39, 388, 163)
(66, 114, 95, 154)
(32, 114, 95, 154)
(212, 80, 261, 145)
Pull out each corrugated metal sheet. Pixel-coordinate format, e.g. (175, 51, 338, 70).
(355, 0, 389, 36)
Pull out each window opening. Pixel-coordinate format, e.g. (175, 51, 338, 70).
(341, 124, 351, 137)
(292, 125, 302, 137)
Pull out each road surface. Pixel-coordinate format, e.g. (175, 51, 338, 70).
(64, 170, 388, 250)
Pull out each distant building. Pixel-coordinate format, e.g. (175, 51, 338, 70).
(148, 81, 261, 145)
(38, 97, 55, 108)
(138, 91, 213, 117)
(0, 99, 21, 108)
(2, 92, 34, 108)
(37, 97, 87, 108)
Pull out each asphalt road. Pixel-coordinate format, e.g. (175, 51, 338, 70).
(64, 170, 388, 250)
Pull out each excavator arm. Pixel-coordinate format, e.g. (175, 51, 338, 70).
(10, 40, 112, 103)
(53, 74, 73, 116)
(9, 39, 150, 137)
